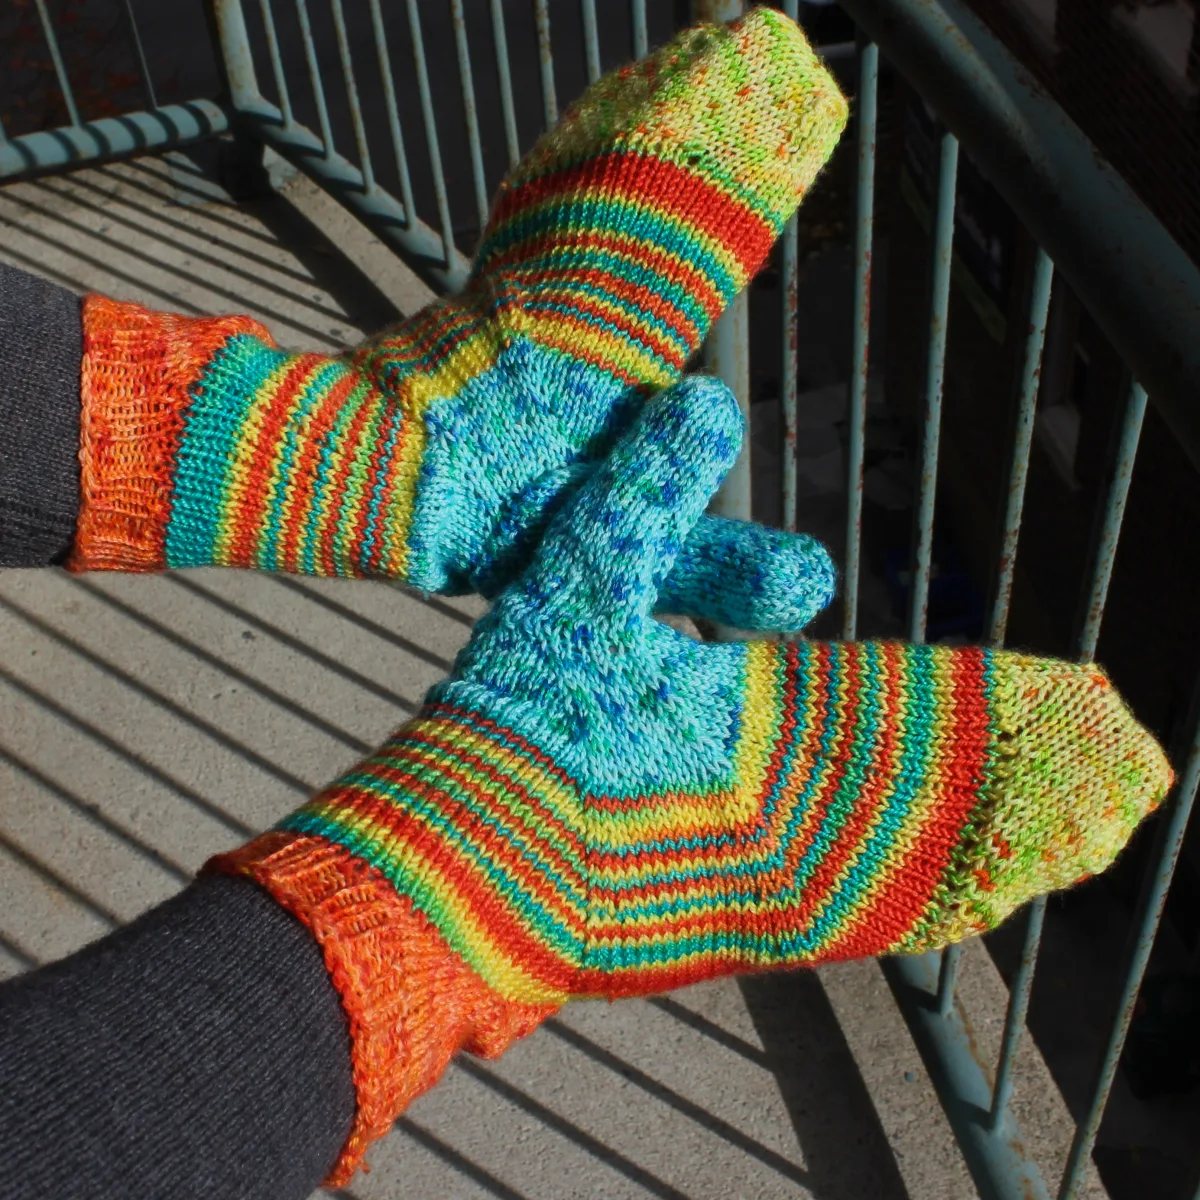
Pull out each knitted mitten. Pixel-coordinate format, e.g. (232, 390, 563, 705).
(210, 376, 1172, 1184)
(66, 7, 846, 633)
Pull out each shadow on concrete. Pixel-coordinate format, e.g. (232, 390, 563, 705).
(739, 971, 910, 1200)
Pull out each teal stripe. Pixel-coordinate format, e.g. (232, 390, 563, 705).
(166, 334, 284, 568)
(475, 197, 739, 301)
(280, 766, 588, 958)
(529, 276, 692, 362)
(509, 245, 713, 342)
(798, 645, 937, 945)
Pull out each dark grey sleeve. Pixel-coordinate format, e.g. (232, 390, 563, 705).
(0, 262, 84, 567)
(0, 874, 357, 1200)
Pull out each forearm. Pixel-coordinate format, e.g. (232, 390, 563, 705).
(0, 263, 83, 568)
(0, 874, 355, 1200)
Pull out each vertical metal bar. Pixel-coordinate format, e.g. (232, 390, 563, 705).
(780, 216, 799, 534)
(581, 0, 602, 83)
(936, 944, 963, 1016)
(631, 0, 648, 58)
(695, 4, 748, 628)
(909, 131, 959, 644)
(1049, 376, 1153, 1198)
(988, 896, 1047, 1128)
(489, 0, 521, 170)
(367, 0, 416, 223)
(33, 0, 81, 127)
(293, 0, 334, 156)
(778, 1, 801, 540)
(1076, 381, 1149, 661)
(978, 249, 1057, 1126)
(1058, 689, 1200, 1199)
(534, 0, 559, 129)
(914, 130, 960, 1017)
(210, 0, 263, 110)
(707, 295, 753, 526)
(258, 0, 295, 127)
(120, 0, 158, 110)
(406, 0, 457, 265)
(989, 247, 1054, 644)
(842, 40, 878, 642)
(329, 0, 374, 192)
(450, 0, 490, 233)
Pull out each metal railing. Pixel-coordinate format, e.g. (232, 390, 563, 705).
(3, 2, 1200, 1198)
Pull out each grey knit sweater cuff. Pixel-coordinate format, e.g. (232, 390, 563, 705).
(0, 261, 83, 567)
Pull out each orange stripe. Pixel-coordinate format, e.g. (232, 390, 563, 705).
(483, 229, 725, 324)
(224, 354, 325, 567)
(828, 647, 993, 960)
(277, 370, 360, 574)
(70, 296, 274, 573)
(488, 151, 774, 277)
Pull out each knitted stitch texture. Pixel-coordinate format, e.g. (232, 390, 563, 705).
(67, 7, 844, 634)
(209, 375, 1173, 1181)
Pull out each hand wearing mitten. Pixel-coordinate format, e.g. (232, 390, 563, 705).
(66, 8, 845, 633)
(210, 375, 1173, 1185)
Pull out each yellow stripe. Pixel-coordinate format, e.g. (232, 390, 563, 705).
(306, 377, 378, 574)
(212, 355, 308, 565)
(305, 792, 573, 1007)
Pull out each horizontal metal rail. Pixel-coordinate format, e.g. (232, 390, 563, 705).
(0, 103, 230, 183)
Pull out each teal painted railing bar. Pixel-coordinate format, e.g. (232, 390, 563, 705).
(489, 0, 521, 170)
(842, 39, 878, 642)
(979, 250, 1056, 1125)
(923, 119, 962, 1057)
(534, 0, 559, 130)
(405, 0, 457, 267)
(909, 129, 958, 648)
(257, 0, 294, 129)
(120, 0, 158, 111)
(988, 896, 1046, 1130)
(989, 248, 1054, 645)
(0, 103, 230, 183)
(292, 0, 334, 157)
(329, 0, 375, 192)
(367, 0, 417, 223)
(780, 209, 799, 533)
(1076, 382, 1149, 662)
(450, 0, 490, 233)
(780, 0, 801, 538)
(33, 0, 81, 128)
(631, 0, 649, 58)
(581, 0, 602, 85)
(881, 952, 1052, 1200)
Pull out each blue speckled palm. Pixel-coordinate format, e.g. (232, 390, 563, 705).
(440, 375, 751, 799)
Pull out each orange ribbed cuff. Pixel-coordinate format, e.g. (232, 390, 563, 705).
(68, 295, 274, 572)
(206, 831, 556, 1186)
